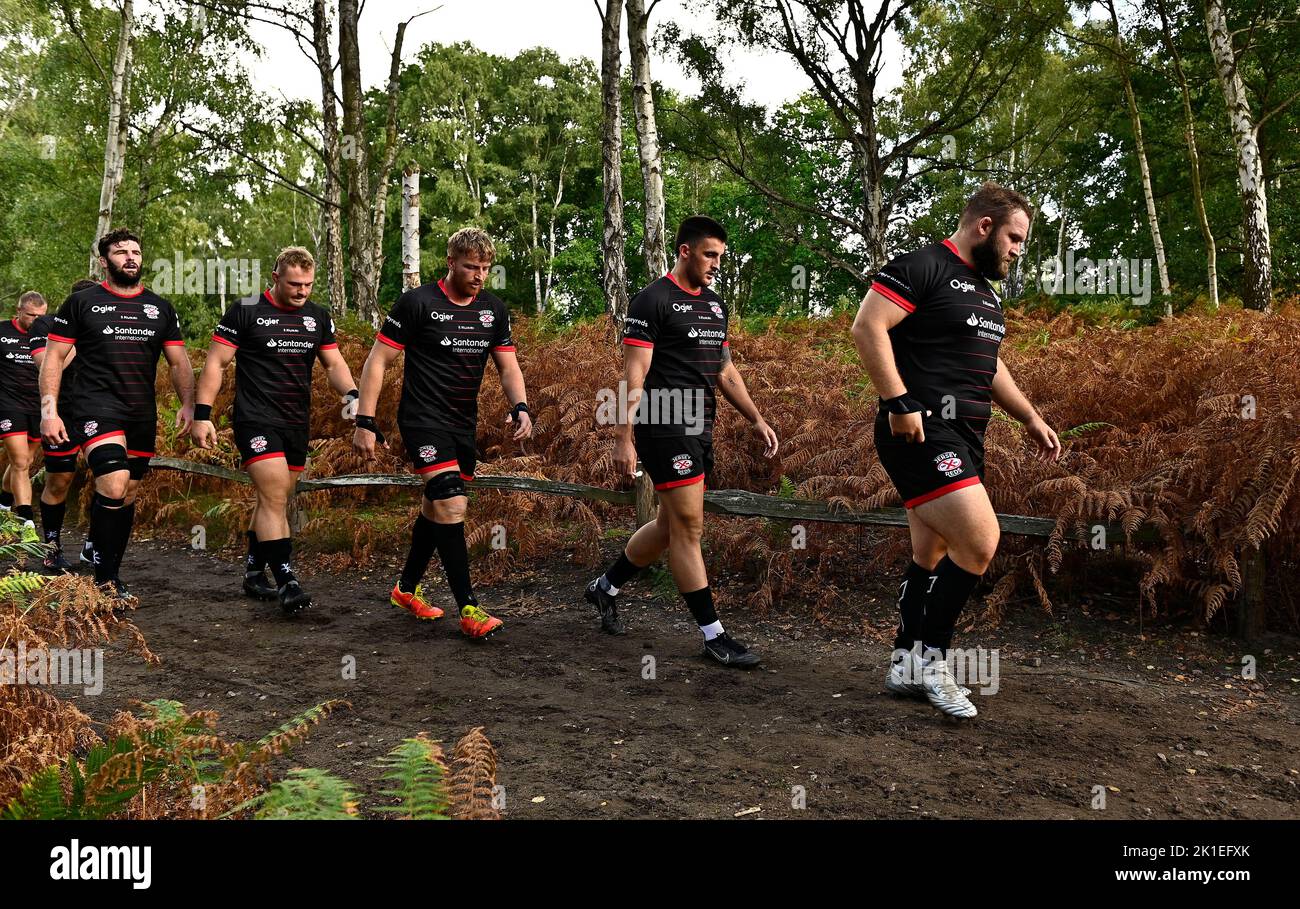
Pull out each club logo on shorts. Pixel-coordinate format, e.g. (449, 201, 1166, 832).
(302, 316, 317, 332)
(0, 420, 10, 431)
(143, 304, 159, 320)
(83, 421, 98, 435)
(250, 435, 268, 453)
(672, 454, 693, 475)
(479, 310, 494, 325)
(935, 451, 964, 477)
(419, 445, 437, 462)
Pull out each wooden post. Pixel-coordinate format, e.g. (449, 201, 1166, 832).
(1237, 545, 1266, 640)
(634, 460, 656, 528)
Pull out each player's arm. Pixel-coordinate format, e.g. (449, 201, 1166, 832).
(490, 348, 532, 441)
(614, 344, 652, 479)
(163, 342, 197, 432)
(716, 347, 778, 457)
(38, 339, 73, 444)
(851, 288, 927, 443)
(318, 346, 358, 400)
(191, 340, 235, 449)
(352, 338, 401, 458)
(992, 357, 1060, 462)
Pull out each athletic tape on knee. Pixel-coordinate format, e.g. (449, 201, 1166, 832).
(87, 444, 129, 478)
(424, 471, 466, 501)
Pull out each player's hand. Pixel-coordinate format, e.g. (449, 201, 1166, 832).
(507, 409, 533, 440)
(614, 435, 637, 479)
(889, 410, 930, 443)
(41, 415, 68, 446)
(753, 418, 779, 457)
(353, 426, 384, 460)
(1026, 416, 1061, 462)
(176, 403, 194, 433)
(190, 420, 217, 449)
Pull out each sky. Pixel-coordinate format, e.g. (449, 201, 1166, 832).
(241, 0, 907, 112)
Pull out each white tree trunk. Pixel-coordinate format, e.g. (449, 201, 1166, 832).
(402, 164, 421, 291)
(1055, 207, 1068, 294)
(626, 0, 667, 279)
(1205, 0, 1272, 312)
(91, 0, 135, 278)
(599, 0, 630, 334)
(531, 172, 542, 314)
(1106, 0, 1170, 310)
(312, 0, 347, 315)
(545, 158, 565, 310)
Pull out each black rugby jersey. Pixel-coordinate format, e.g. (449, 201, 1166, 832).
(870, 239, 1006, 437)
(622, 273, 730, 439)
(377, 279, 515, 433)
(0, 318, 39, 413)
(28, 314, 79, 412)
(47, 282, 185, 422)
(212, 291, 338, 428)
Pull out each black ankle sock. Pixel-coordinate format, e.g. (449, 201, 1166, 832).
(245, 530, 265, 576)
(260, 538, 296, 587)
(603, 552, 643, 591)
(432, 520, 476, 609)
(894, 561, 935, 651)
(40, 500, 66, 544)
(14, 504, 33, 521)
(0, 491, 12, 508)
(682, 586, 718, 627)
(400, 513, 438, 592)
(920, 556, 982, 654)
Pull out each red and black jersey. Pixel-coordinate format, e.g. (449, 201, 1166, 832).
(377, 279, 514, 433)
(28, 314, 79, 412)
(212, 291, 338, 428)
(870, 239, 1007, 438)
(47, 282, 185, 422)
(622, 274, 730, 439)
(0, 318, 39, 413)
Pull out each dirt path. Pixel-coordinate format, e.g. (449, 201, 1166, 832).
(59, 535, 1300, 819)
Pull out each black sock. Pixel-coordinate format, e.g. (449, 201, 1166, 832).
(245, 530, 265, 576)
(894, 561, 935, 652)
(432, 520, 476, 609)
(260, 538, 296, 587)
(89, 495, 130, 584)
(399, 513, 438, 593)
(14, 504, 33, 521)
(601, 552, 643, 592)
(920, 556, 982, 655)
(110, 503, 136, 579)
(0, 491, 12, 508)
(40, 500, 66, 545)
(682, 586, 718, 627)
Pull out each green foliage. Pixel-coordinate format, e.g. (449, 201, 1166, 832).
(235, 768, 360, 820)
(374, 737, 451, 820)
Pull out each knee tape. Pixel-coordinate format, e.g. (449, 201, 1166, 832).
(87, 444, 129, 478)
(424, 471, 466, 501)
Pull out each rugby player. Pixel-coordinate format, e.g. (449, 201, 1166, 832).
(0, 291, 49, 543)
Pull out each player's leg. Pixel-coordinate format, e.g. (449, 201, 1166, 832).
(656, 479, 759, 668)
(585, 509, 668, 635)
(38, 444, 78, 572)
(82, 432, 132, 597)
(3, 430, 38, 541)
(423, 467, 500, 639)
(239, 487, 276, 600)
(906, 482, 999, 718)
(247, 454, 308, 614)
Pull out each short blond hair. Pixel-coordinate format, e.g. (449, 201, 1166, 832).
(275, 246, 316, 274)
(447, 227, 495, 262)
(18, 291, 46, 309)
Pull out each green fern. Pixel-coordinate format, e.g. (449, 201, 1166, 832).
(233, 768, 359, 820)
(374, 738, 450, 820)
(1058, 421, 1115, 440)
(776, 475, 797, 499)
(0, 571, 49, 598)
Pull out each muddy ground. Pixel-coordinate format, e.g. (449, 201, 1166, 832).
(56, 533, 1300, 820)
